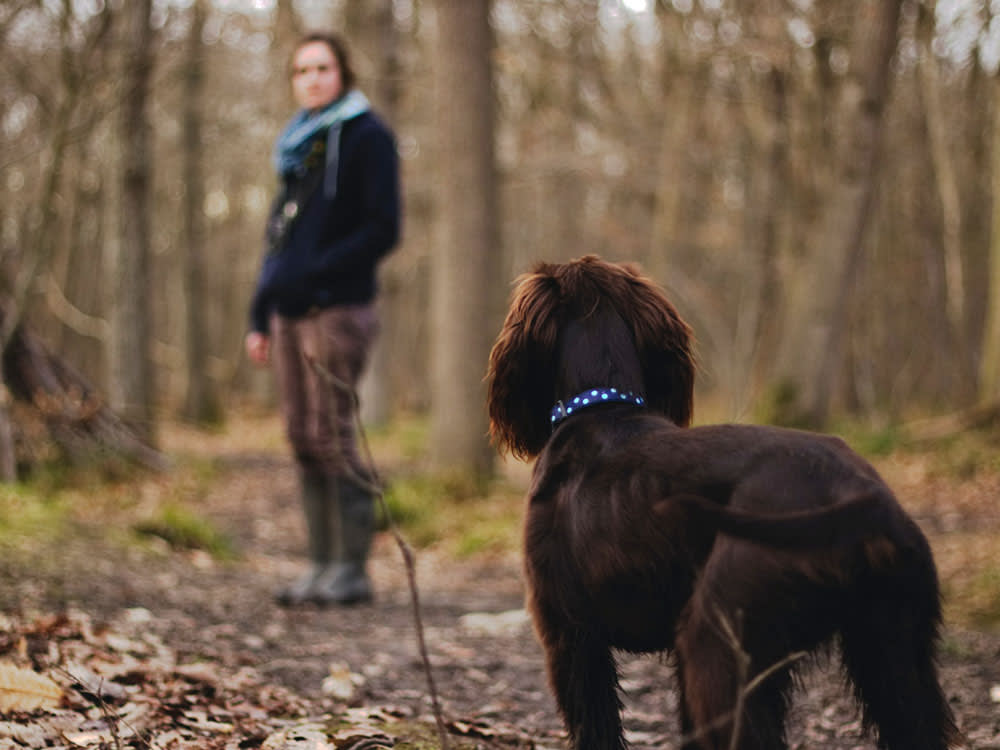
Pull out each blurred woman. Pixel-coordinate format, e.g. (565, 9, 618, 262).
(246, 32, 400, 606)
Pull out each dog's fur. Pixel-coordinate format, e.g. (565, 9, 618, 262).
(486, 256, 960, 750)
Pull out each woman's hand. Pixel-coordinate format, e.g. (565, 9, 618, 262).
(245, 332, 271, 365)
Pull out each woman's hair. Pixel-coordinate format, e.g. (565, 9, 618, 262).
(290, 32, 356, 91)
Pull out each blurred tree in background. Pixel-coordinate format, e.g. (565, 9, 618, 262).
(112, 0, 156, 443)
(429, 0, 500, 477)
(2, 0, 1000, 476)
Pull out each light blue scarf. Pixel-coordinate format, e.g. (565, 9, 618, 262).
(272, 89, 371, 178)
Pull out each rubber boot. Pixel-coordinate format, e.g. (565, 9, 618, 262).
(311, 478, 374, 606)
(275, 468, 342, 606)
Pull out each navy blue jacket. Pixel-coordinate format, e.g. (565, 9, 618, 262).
(249, 110, 400, 334)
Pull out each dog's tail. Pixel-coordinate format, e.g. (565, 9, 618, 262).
(669, 490, 893, 549)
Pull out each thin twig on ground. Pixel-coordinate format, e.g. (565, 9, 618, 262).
(53, 667, 152, 750)
(308, 355, 451, 750)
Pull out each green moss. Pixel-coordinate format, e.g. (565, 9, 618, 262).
(378, 475, 521, 556)
(0, 483, 69, 542)
(133, 503, 236, 559)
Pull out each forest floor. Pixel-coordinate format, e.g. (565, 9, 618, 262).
(0, 413, 999, 749)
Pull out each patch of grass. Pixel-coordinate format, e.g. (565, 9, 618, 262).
(776, 412, 1000, 477)
(963, 565, 1000, 627)
(935, 530, 1000, 628)
(365, 413, 432, 464)
(134, 503, 236, 559)
(769, 414, 903, 460)
(380, 477, 441, 545)
(744, 389, 907, 459)
(918, 431, 1000, 480)
(25, 449, 149, 492)
(379, 474, 521, 557)
(0, 484, 70, 543)
(843, 425, 902, 458)
(752, 380, 808, 428)
(453, 527, 504, 557)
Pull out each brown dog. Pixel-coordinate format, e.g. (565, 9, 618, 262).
(486, 256, 960, 750)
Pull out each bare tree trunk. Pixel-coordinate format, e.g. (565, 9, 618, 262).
(961, 54, 992, 364)
(647, 67, 701, 277)
(917, 0, 974, 399)
(741, 67, 790, 412)
(553, 1, 598, 257)
(268, 0, 300, 119)
(979, 73, 1000, 401)
(429, 0, 499, 477)
(180, 0, 222, 426)
(360, 0, 403, 427)
(775, 0, 903, 428)
(111, 0, 156, 443)
(647, 5, 697, 280)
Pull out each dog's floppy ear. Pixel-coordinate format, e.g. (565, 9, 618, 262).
(618, 264, 695, 427)
(487, 267, 562, 459)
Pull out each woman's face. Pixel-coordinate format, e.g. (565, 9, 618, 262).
(291, 41, 343, 111)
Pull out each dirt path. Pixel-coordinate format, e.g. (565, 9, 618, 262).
(2, 424, 1000, 749)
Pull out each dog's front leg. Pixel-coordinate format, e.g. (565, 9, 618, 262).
(543, 626, 626, 750)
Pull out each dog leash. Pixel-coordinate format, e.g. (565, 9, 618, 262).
(550, 387, 646, 428)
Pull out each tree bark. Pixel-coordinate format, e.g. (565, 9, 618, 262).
(917, 0, 974, 399)
(741, 67, 790, 413)
(978, 73, 1000, 401)
(180, 0, 222, 426)
(359, 0, 403, 428)
(647, 4, 696, 280)
(111, 0, 156, 443)
(429, 0, 500, 477)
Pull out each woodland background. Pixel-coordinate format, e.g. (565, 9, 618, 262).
(3, 3, 1000, 747)
(2, 0, 1000, 478)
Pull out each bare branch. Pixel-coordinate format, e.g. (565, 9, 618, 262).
(308, 354, 452, 750)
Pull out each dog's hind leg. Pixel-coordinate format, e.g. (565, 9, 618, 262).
(676, 607, 791, 750)
(675, 635, 741, 750)
(541, 626, 625, 750)
(839, 540, 960, 750)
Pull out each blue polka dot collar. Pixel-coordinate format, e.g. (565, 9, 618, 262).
(550, 387, 646, 428)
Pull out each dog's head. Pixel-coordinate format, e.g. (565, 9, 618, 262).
(487, 255, 695, 459)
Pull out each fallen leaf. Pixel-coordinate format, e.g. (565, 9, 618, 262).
(332, 733, 394, 749)
(174, 662, 221, 685)
(61, 662, 128, 702)
(322, 663, 364, 702)
(330, 709, 395, 748)
(458, 609, 530, 638)
(103, 633, 151, 656)
(262, 722, 335, 749)
(181, 708, 235, 733)
(0, 719, 56, 746)
(0, 663, 62, 713)
(63, 729, 117, 747)
(448, 718, 495, 738)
